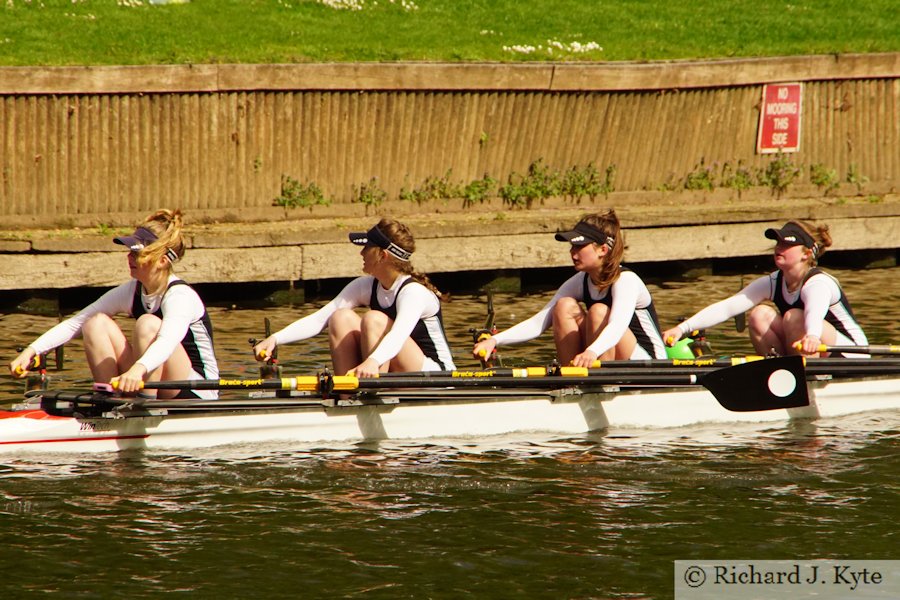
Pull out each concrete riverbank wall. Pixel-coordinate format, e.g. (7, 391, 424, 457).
(1, 55, 898, 296)
(1, 191, 898, 297)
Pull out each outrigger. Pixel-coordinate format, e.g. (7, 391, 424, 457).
(2, 354, 900, 453)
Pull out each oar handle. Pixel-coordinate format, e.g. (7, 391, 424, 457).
(587, 357, 763, 369)
(13, 353, 45, 375)
(796, 342, 898, 355)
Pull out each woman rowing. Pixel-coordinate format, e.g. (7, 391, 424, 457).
(472, 210, 667, 367)
(662, 220, 868, 357)
(9, 209, 219, 398)
(253, 218, 456, 377)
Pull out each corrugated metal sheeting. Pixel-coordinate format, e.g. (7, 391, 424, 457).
(1, 74, 897, 223)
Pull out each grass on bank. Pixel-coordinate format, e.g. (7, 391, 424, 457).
(0, 0, 898, 66)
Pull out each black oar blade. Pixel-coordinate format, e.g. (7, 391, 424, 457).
(700, 356, 809, 412)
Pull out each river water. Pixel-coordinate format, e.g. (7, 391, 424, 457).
(1, 266, 898, 598)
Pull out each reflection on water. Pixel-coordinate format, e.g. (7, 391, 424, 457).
(0, 419, 897, 597)
(1, 266, 899, 597)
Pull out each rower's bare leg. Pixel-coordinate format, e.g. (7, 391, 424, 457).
(612, 329, 639, 360)
(585, 303, 618, 361)
(781, 308, 806, 355)
(748, 304, 785, 355)
(817, 322, 839, 357)
(783, 309, 838, 357)
(358, 310, 394, 373)
(82, 313, 133, 384)
(132, 314, 196, 399)
(328, 308, 363, 375)
(552, 297, 586, 365)
(388, 338, 428, 373)
(354, 307, 427, 372)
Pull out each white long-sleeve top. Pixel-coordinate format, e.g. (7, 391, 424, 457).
(679, 271, 867, 343)
(30, 276, 214, 375)
(493, 270, 664, 358)
(274, 275, 454, 368)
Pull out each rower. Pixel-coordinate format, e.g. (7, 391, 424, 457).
(663, 220, 869, 358)
(472, 209, 668, 367)
(8, 208, 220, 399)
(252, 218, 456, 378)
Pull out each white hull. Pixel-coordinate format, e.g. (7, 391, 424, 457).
(2, 375, 899, 453)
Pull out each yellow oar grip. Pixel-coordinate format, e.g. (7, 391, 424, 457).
(477, 348, 488, 358)
(109, 380, 145, 390)
(332, 375, 361, 391)
(291, 376, 321, 391)
(792, 341, 828, 352)
(558, 366, 589, 377)
(14, 354, 43, 375)
(507, 367, 546, 377)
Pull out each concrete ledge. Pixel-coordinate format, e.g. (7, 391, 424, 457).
(2, 195, 898, 290)
(2, 54, 898, 95)
(9, 247, 303, 290)
(0, 241, 30, 252)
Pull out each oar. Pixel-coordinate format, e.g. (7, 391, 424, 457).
(375, 357, 762, 379)
(699, 355, 808, 411)
(120, 373, 701, 392)
(470, 290, 499, 368)
(35, 390, 326, 409)
(103, 356, 809, 412)
(797, 343, 900, 355)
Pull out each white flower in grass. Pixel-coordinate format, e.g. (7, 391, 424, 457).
(318, 0, 364, 10)
(545, 38, 603, 54)
(502, 44, 538, 55)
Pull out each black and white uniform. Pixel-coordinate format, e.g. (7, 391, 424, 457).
(680, 269, 868, 356)
(130, 279, 218, 396)
(492, 268, 668, 360)
(770, 268, 867, 354)
(28, 275, 219, 399)
(273, 274, 456, 371)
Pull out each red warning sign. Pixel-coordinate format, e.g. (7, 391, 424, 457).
(756, 83, 802, 154)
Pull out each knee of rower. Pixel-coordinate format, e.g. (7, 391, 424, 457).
(780, 307, 806, 337)
(360, 309, 390, 331)
(328, 308, 361, 334)
(748, 304, 778, 330)
(781, 308, 804, 326)
(552, 297, 582, 323)
(133, 313, 163, 342)
(82, 313, 117, 338)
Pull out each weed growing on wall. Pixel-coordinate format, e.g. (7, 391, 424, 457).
(846, 164, 869, 193)
(498, 159, 563, 209)
(459, 175, 497, 208)
(720, 160, 754, 198)
(352, 177, 387, 213)
(683, 158, 717, 191)
(399, 170, 457, 206)
(274, 175, 332, 212)
(756, 153, 801, 197)
(559, 163, 615, 202)
(809, 163, 840, 195)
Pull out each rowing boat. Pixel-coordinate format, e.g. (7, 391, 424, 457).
(2, 356, 899, 453)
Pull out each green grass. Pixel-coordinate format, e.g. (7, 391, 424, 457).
(0, 0, 898, 66)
